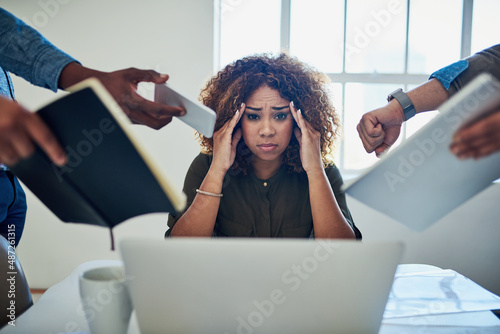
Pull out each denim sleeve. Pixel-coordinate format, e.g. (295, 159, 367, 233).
(429, 44, 500, 96)
(429, 60, 469, 90)
(0, 8, 79, 92)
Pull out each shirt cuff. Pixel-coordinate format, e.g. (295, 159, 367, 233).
(429, 59, 469, 90)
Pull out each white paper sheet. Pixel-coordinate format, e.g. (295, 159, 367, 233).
(384, 269, 500, 319)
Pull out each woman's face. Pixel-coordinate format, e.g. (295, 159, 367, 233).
(241, 85, 294, 165)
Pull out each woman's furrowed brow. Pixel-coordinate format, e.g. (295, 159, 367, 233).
(272, 106, 290, 111)
(246, 106, 290, 111)
(245, 106, 262, 111)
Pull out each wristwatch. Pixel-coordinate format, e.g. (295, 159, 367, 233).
(387, 88, 416, 121)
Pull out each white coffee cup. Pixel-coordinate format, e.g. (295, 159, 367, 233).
(79, 266, 133, 334)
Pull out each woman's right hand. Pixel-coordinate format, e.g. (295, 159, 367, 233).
(211, 103, 245, 174)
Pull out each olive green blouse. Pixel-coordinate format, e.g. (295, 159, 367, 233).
(166, 153, 361, 239)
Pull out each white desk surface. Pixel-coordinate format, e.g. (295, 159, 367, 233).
(1, 261, 499, 334)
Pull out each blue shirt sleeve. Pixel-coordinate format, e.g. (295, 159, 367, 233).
(429, 59, 469, 90)
(0, 8, 79, 92)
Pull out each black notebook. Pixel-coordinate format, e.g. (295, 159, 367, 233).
(9, 78, 186, 237)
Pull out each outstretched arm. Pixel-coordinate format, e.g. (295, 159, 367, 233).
(58, 63, 185, 130)
(357, 78, 449, 156)
(358, 44, 500, 157)
(0, 8, 185, 166)
(0, 64, 187, 166)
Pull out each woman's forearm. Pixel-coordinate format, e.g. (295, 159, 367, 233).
(307, 170, 356, 239)
(169, 168, 226, 237)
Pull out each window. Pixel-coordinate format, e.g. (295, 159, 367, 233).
(219, 0, 281, 68)
(216, 0, 498, 173)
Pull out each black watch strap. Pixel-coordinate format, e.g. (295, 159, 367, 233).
(387, 88, 416, 121)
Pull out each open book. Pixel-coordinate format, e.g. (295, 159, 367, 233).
(9, 78, 187, 243)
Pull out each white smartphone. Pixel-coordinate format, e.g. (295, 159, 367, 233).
(154, 83, 216, 137)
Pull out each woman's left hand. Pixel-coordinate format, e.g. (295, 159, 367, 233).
(290, 101, 323, 174)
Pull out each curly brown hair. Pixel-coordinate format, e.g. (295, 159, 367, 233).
(197, 53, 340, 173)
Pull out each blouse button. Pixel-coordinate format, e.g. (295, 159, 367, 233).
(263, 182, 268, 187)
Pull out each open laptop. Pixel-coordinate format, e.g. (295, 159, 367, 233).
(120, 238, 403, 334)
(345, 73, 500, 231)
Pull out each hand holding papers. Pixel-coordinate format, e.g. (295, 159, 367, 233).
(345, 74, 500, 231)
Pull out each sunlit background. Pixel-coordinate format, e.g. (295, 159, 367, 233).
(2, 0, 500, 299)
(218, 0, 499, 174)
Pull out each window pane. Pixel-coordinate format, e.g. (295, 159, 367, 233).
(343, 83, 400, 170)
(408, 0, 462, 74)
(405, 111, 439, 138)
(471, 0, 500, 54)
(219, 0, 281, 68)
(345, 0, 407, 73)
(290, 0, 344, 73)
(329, 83, 343, 165)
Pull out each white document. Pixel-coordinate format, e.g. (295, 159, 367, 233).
(345, 73, 500, 231)
(384, 268, 500, 319)
(154, 83, 216, 137)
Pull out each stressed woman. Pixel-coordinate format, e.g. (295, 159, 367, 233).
(166, 54, 361, 239)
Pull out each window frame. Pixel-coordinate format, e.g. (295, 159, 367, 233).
(216, 0, 476, 175)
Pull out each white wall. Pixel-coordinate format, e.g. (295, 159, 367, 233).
(3, 0, 214, 288)
(3, 0, 500, 297)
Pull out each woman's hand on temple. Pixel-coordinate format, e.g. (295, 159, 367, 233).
(211, 103, 245, 174)
(290, 101, 323, 174)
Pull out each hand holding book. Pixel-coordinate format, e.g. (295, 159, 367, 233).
(8, 78, 189, 249)
(0, 64, 186, 167)
(0, 95, 66, 166)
